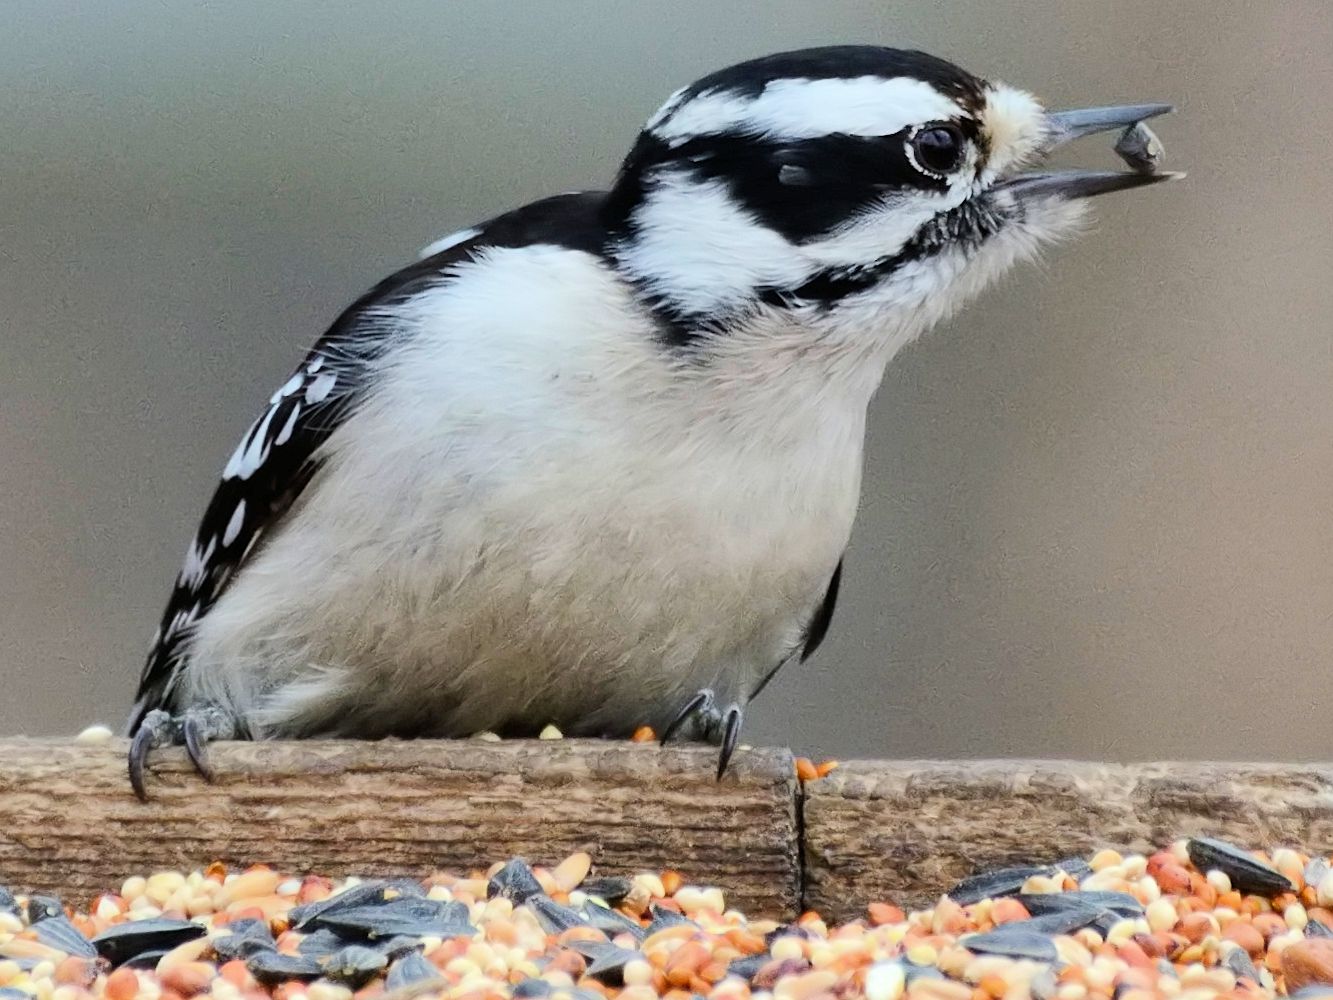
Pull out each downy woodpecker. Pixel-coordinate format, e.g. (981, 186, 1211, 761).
(127, 45, 1178, 797)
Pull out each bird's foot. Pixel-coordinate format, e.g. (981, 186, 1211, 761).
(128, 705, 239, 801)
(659, 687, 745, 780)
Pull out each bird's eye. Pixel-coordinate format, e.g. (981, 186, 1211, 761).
(908, 124, 966, 177)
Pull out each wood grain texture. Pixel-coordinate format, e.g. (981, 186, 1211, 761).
(802, 759, 1333, 920)
(7, 745, 1333, 924)
(0, 738, 800, 916)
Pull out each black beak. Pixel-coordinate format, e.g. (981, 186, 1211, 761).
(1000, 102, 1183, 200)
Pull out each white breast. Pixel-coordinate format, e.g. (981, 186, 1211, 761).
(181, 245, 876, 738)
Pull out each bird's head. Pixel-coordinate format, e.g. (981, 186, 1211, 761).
(608, 45, 1178, 354)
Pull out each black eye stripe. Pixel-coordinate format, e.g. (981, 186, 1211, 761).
(636, 131, 961, 242)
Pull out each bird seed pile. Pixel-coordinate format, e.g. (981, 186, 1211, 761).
(2, 838, 1332, 1000)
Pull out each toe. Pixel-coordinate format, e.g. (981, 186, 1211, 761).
(181, 715, 215, 783)
(660, 688, 715, 745)
(715, 704, 744, 780)
(127, 726, 156, 802)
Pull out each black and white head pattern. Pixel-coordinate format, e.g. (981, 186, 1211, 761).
(606, 46, 1060, 340)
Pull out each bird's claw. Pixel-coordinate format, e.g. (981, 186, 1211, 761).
(660, 687, 746, 779)
(127, 705, 237, 801)
(660, 688, 714, 744)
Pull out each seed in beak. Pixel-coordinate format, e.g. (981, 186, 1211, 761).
(1114, 122, 1166, 175)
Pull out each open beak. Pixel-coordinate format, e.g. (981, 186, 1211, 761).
(1000, 102, 1183, 200)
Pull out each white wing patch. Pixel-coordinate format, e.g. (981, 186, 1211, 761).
(270, 373, 304, 405)
(418, 227, 481, 260)
(162, 603, 200, 644)
(305, 371, 337, 404)
(222, 499, 246, 547)
(179, 535, 218, 590)
(222, 356, 337, 481)
(275, 404, 301, 445)
(223, 404, 281, 481)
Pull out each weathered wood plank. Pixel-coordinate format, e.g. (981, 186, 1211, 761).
(802, 759, 1333, 920)
(0, 738, 800, 916)
(8, 745, 1333, 925)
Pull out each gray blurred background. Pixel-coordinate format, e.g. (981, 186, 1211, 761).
(2, 1, 1329, 761)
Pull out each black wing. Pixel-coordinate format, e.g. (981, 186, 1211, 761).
(799, 558, 842, 661)
(748, 558, 843, 703)
(129, 193, 612, 732)
(129, 272, 429, 729)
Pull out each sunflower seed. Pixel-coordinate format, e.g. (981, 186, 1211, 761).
(1053, 857, 1094, 881)
(578, 878, 633, 907)
(581, 901, 645, 941)
(948, 865, 1051, 905)
(289, 880, 425, 930)
(294, 929, 348, 959)
(726, 954, 768, 982)
(321, 945, 387, 987)
(645, 904, 695, 936)
(26, 896, 64, 924)
(577, 942, 641, 986)
(385, 951, 440, 991)
(1114, 121, 1165, 175)
(962, 927, 1058, 963)
(1024, 907, 1108, 936)
(527, 895, 586, 934)
(33, 915, 97, 958)
(1223, 945, 1261, 982)
(123, 950, 170, 969)
(1186, 837, 1293, 897)
(212, 919, 276, 961)
(488, 859, 544, 904)
(1021, 890, 1143, 917)
(512, 979, 553, 998)
(246, 950, 324, 985)
(313, 898, 474, 940)
(371, 936, 425, 959)
(92, 918, 203, 966)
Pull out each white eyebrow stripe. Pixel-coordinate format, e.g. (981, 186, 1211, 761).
(650, 76, 962, 145)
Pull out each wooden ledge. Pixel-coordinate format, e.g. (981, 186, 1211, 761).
(2, 740, 1331, 921)
(802, 759, 1333, 917)
(0, 739, 799, 915)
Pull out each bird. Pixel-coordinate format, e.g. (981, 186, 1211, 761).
(125, 45, 1178, 798)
